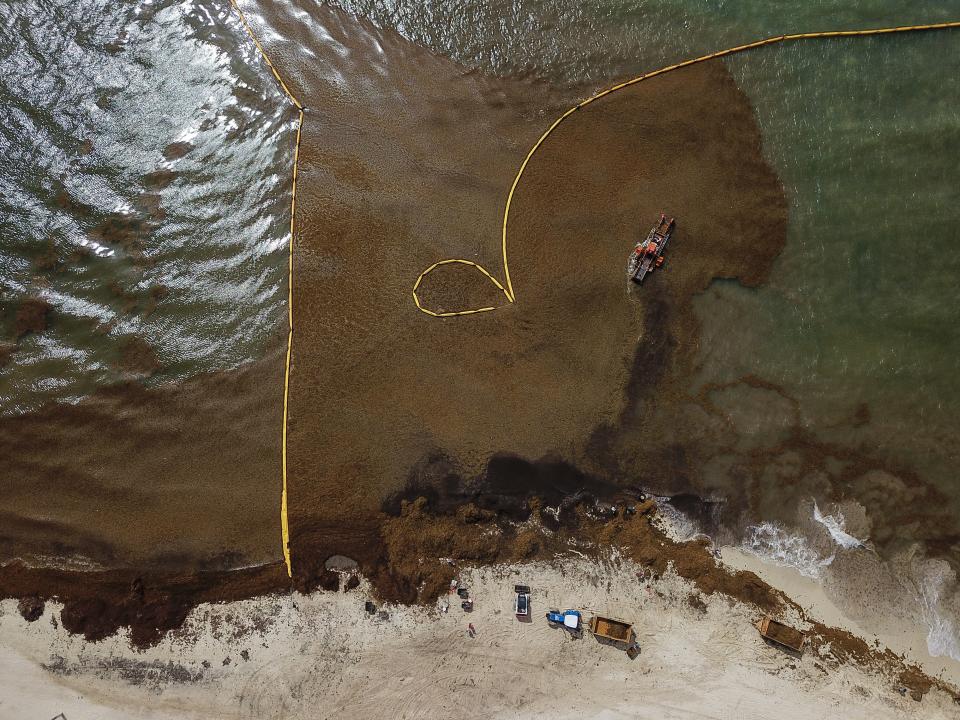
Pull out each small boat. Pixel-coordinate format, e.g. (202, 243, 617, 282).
(628, 214, 675, 284)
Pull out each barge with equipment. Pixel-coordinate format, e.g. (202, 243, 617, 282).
(628, 214, 675, 284)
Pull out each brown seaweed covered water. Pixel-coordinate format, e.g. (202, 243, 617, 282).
(275, 2, 787, 589)
(1, 6, 955, 694)
(0, 0, 790, 633)
(0, 348, 285, 571)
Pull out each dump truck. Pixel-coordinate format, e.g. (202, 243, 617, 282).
(755, 616, 806, 653)
(588, 615, 635, 644)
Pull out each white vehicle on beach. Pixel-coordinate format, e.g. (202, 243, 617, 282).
(514, 584, 531, 618)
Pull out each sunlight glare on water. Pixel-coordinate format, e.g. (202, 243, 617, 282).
(0, 0, 294, 413)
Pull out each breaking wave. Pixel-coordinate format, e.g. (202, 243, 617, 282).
(914, 559, 960, 661)
(743, 502, 960, 662)
(812, 502, 864, 550)
(741, 521, 834, 579)
(925, 605, 960, 661)
(654, 499, 701, 542)
(742, 500, 868, 580)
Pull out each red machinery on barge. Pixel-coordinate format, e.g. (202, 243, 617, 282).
(628, 214, 674, 284)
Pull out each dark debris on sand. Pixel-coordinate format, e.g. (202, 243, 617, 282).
(0, 562, 289, 647)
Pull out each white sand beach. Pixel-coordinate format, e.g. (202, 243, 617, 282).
(3, 553, 957, 720)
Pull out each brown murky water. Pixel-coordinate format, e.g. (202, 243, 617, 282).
(0, 345, 284, 571)
(0, 0, 785, 614)
(263, 2, 788, 587)
(5, 1, 957, 661)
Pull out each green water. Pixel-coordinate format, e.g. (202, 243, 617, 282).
(712, 31, 960, 509)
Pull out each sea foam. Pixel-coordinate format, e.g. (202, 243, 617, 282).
(812, 502, 864, 550)
(742, 521, 834, 579)
(746, 505, 960, 662)
(915, 559, 960, 661)
(654, 499, 701, 542)
(742, 500, 868, 579)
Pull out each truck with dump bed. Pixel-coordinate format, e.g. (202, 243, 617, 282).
(588, 615, 635, 644)
(755, 616, 805, 653)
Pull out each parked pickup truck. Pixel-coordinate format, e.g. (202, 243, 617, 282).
(514, 585, 531, 618)
(589, 615, 635, 644)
